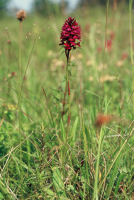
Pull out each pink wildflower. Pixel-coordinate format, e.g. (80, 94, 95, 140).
(106, 39, 112, 52)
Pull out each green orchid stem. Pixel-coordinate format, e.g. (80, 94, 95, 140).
(18, 21, 23, 199)
(66, 49, 71, 137)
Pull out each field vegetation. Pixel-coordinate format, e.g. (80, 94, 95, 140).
(0, 1, 134, 199)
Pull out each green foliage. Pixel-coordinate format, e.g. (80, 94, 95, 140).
(0, 182, 11, 200)
(53, 167, 67, 198)
(0, 0, 10, 18)
(77, 0, 130, 7)
(33, 0, 66, 17)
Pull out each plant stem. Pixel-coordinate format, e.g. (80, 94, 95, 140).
(102, 0, 109, 93)
(93, 128, 104, 200)
(129, 0, 134, 112)
(66, 50, 71, 136)
(18, 21, 23, 199)
(7, 42, 11, 96)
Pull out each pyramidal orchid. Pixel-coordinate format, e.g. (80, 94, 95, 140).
(59, 17, 81, 60)
(59, 17, 81, 133)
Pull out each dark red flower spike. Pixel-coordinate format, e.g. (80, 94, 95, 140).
(59, 17, 81, 51)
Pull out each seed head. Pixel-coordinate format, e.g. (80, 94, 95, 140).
(11, 71, 16, 77)
(7, 40, 11, 44)
(59, 17, 81, 50)
(16, 9, 26, 21)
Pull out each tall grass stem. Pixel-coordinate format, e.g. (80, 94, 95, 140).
(18, 21, 23, 199)
(93, 128, 104, 200)
(129, 0, 134, 112)
(102, 0, 109, 93)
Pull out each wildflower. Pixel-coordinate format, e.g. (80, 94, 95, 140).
(59, 17, 81, 122)
(59, 17, 81, 51)
(106, 39, 112, 52)
(16, 9, 26, 21)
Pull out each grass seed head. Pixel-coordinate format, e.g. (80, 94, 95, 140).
(16, 9, 26, 21)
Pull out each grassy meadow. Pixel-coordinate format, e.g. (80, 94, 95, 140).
(0, 2, 134, 200)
